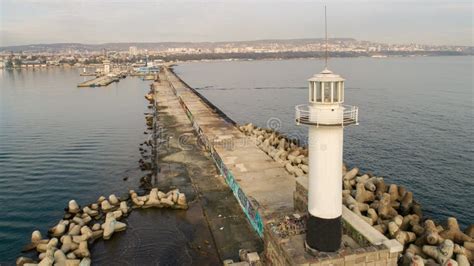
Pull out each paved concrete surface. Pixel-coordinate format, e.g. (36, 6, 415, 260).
(163, 67, 296, 222)
(155, 72, 263, 261)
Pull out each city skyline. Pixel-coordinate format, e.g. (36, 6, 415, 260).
(1, 0, 472, 47)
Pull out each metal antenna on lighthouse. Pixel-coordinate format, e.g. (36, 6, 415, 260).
(324, 5, 328, 69)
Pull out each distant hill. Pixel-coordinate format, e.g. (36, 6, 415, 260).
(0, 38, 357, 53)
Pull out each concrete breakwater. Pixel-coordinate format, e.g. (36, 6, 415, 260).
(239, 123, 473, 265)
(153, 68, 263, 263)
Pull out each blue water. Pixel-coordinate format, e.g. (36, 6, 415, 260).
(175, 56, 474, 228)
(0, 68, 149, 262)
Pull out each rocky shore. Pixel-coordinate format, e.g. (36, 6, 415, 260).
(239, 123, 473, 266)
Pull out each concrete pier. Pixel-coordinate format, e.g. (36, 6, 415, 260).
(77, 75, 118, 87)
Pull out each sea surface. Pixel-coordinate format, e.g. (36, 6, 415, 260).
(175, 56, 473, 227)
(0, 68, 150, 261)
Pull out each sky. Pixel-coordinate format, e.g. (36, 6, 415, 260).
(0, 0, 472, 47)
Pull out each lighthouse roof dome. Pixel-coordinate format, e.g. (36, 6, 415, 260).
(308, 68, 345, 82)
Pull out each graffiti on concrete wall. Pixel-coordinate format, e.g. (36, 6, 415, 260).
(209, 137, 264, 237)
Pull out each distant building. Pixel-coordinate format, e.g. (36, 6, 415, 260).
(129, 46, 138, 56)
(22, 60, 42, 67)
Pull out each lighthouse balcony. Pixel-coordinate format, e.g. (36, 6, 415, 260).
(295, 104, 359, 126)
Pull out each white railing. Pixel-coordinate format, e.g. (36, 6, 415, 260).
(295, 104, 359, 126)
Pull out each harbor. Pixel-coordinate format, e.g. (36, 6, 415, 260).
(76, 58, 159, 87)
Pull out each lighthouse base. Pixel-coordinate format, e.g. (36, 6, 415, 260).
(306, 215, 342, 252)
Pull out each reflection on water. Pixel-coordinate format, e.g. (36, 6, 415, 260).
(175, 56, 474, 227)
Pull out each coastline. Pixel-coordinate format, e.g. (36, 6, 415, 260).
(1, 54, 472, 71)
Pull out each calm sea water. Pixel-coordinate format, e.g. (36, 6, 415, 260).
(175, 56, 473, 227)
(0, 69, 149, 261)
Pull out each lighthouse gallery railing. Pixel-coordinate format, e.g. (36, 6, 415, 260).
(295, 104, 359, 126)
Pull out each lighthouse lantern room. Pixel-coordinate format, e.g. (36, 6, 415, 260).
(308, 70, 344, 104)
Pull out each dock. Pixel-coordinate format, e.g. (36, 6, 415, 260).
(77, 75, 119, 87)
(79, 72, 97, 76)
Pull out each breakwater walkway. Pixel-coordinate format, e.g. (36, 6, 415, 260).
(152, 71, 263, 261)
(162, 67, 296, 236)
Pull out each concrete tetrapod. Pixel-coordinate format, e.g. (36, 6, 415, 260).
(101, 212, 127, 240)
(108, 194, 119, 205)
(67, 200, 80, 214)
(440, 217, 473, 244)
(416, 220, 444, 246)
(423, 239, 455, 264)
(49, 220, 68, 237)
(143, 188, 162, 208)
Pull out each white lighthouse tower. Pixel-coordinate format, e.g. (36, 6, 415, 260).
(295, 8, 359, 252)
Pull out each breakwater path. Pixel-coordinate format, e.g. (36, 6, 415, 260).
(162, 66, 296, 236)
(148, 70, 262, 261)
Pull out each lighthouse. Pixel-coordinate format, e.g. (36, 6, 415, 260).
(103, 59, 110, 74)
(295, 10, 359, 252)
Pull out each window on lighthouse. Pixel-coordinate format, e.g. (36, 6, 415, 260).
(323, 82, 331, 103)
(334, 83, 340, 102)
(316, 82, 322, 102)
(338, 81, 344, 102)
